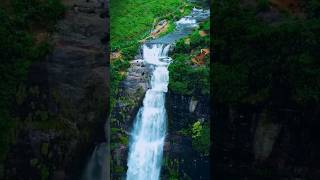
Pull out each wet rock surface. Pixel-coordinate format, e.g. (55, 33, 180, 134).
(163, 92, 210, 179)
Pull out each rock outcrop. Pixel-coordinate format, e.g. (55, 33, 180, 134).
(162, 92, 210, 179)
(110, 59, 151, 130)
(4, 0, 108, 179)
(109, 58, 151, 179)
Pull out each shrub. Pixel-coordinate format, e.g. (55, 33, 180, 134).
(191, 121, 210, 155)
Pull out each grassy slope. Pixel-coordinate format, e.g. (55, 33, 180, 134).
(110, 0, 187, 51)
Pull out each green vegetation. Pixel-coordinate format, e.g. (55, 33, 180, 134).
(303, 0, 320, 19)
(29, 158, 50, 180)
(110, 0, 190, 51)
(213, 0, 320, 106)
(110, 0, 193, 110)
(191, 121, 210, 155)
(110, 59, 130, 108)
(191, 121, 202, 138)
(176, 119, 210, 155)
(0, 0, 64, 171)
(169, 20, 210, 95)
(163, 156, 180, 180)
(11, 0, 65, 30)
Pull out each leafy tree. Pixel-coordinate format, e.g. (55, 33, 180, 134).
(212, 0, 320, 107)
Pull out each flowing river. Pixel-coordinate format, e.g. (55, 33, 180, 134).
(126, 7, 210, 180)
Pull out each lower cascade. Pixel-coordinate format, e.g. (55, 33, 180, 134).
(126, 44, 171, 180)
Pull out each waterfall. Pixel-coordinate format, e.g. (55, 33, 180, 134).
(126, 44, 171, 180)
(125, 7, 210, 180)
(82, 143, 108, 180)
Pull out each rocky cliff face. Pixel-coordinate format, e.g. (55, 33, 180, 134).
(109, 57, 151, 179)
(4, 0, 108, 179)
(213, 104, 320, 180)
(162, 92, 210, 179)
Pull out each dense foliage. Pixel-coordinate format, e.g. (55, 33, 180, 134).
(213, 0, 320, 107)
(169, 20, 210, 95)
(0, 0, 64, 169)
(191, 121, 210, 155)
(11, 0, 65, 30)
(110, 0, 190, 52)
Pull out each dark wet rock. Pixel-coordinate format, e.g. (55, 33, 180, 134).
(163, 91, 210, 179)
(52, 170, 66, 180)
(166, 92, 210, 130)
(164, 134, 193, 157)
(256, 6, 282, 23)
(213, 103, 320, 180)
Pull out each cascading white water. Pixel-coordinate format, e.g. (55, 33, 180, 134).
(126, 7, 210, 180)
(126, 44, 171, 180)
(176, 16, 198, 29)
